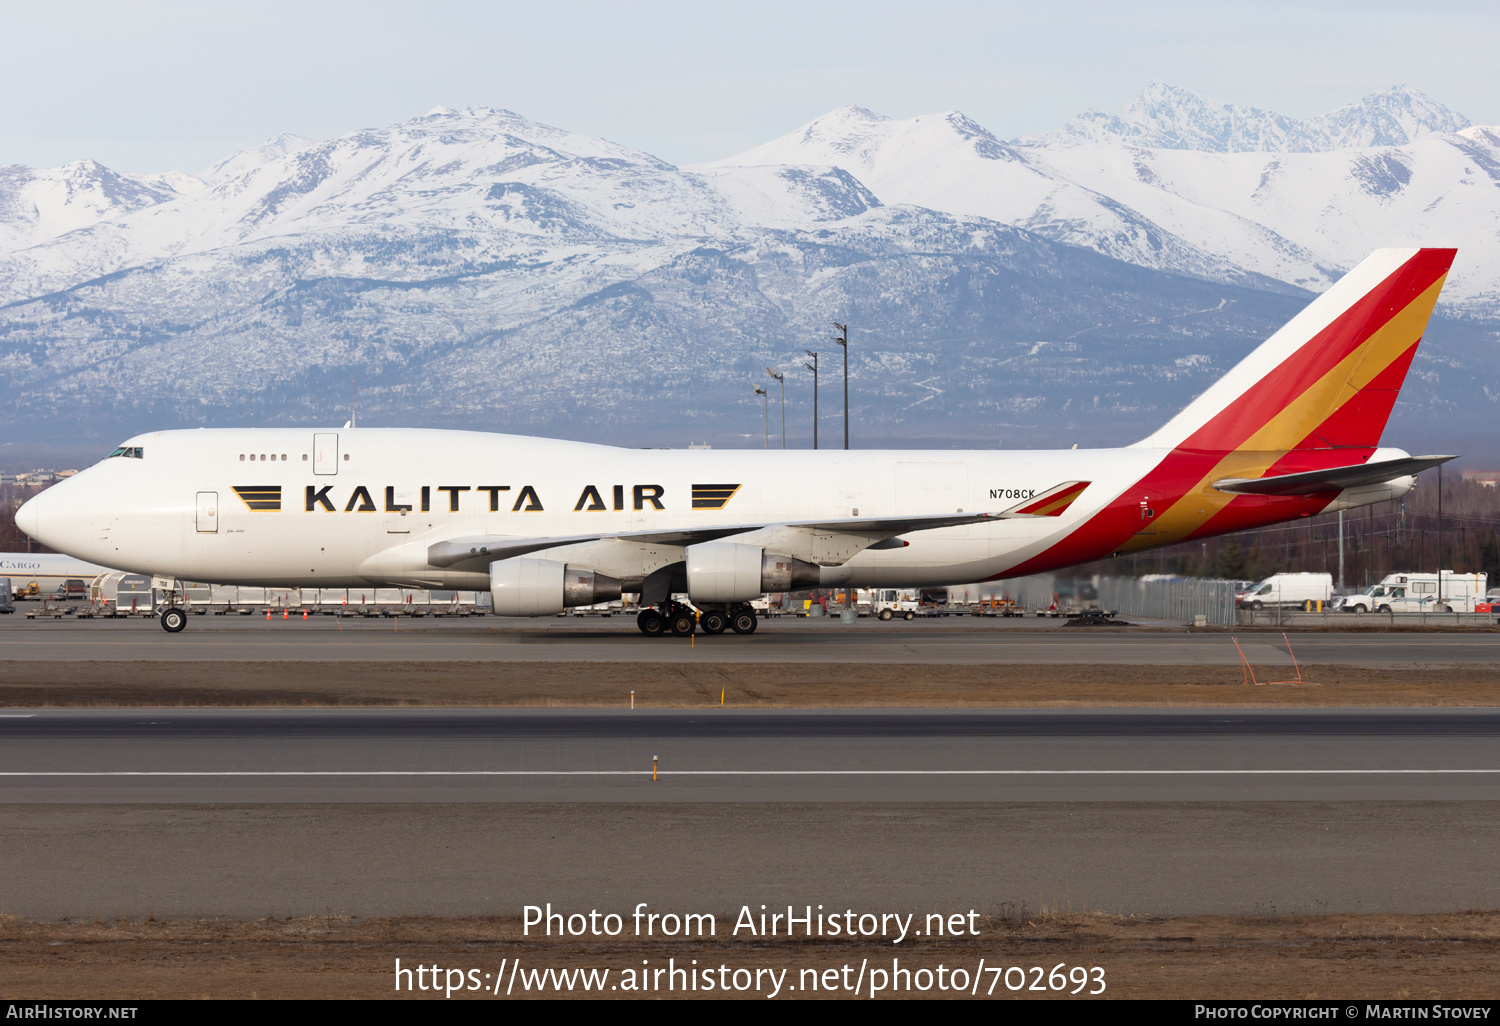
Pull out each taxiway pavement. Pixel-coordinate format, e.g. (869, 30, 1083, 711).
(4, 615, 1499, 666)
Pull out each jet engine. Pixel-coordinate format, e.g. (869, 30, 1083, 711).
(685, 542, 820, 603)
(489, 557, 622, 616)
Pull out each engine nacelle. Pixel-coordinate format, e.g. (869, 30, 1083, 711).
(489, 558, 622, 616)
(685, 542, 820, 603)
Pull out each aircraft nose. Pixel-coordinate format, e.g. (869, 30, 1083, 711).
(15, 494, 41, 541)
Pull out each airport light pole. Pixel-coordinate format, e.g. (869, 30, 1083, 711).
(1337, 510, 1345, 593)
(804, 350, 819, 449)
(1437, 463, 1444, 605)
(832, 322, 848, 449)
(765, 367, 785, 449)
(753, 385, 768, 449)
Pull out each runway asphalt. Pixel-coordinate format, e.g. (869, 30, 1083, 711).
(4, 615, 1500, 665)
(3, 708, 1498, 801)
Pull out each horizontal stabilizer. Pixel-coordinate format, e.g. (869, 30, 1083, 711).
(1001, 481, 1091, 517)
(1212, 455, 1456, 496)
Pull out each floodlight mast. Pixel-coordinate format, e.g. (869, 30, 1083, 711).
(765, 367, 785, 449)
(832, 322, 848, 449)
(804, 350, 819, 449)
(753, 385, 768, 449)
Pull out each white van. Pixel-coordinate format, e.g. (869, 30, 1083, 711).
(1337, 572, 1488, 613)
(1236, 572, 1333, 610)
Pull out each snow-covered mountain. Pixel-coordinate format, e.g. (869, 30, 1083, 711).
(703, 85, 1500, 314)
(0, 160, 201, 254)
(696, 104, 1329, 291)
(0, 94, 1496, 453)
(199, 132, 314, 184)
(0, 106, 1327, 448)
(1020, 81, 1471, 152)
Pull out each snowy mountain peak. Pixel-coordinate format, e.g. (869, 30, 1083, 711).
(1458, 124, 1500, 147)
(0, 158, 202, 253)
(1021, 81, 1471, 153)
(1314, 84, 1472, 149)
(200, 133, 315, 183)
(700, 104, 1019, 174)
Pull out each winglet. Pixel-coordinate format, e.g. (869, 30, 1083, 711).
(1003, 481, 1091, 517)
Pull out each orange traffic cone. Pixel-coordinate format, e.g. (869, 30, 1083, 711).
(302, 610, 308, 620)
(282, 610, 289, 620)
(265, 610, 271, 620)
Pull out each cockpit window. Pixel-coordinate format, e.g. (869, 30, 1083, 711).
(107, 446, 144, 459)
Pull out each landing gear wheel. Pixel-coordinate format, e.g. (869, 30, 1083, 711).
(160, 608, 187, 633)
(903, 610, 915, 621)
(878, 608, 893, 621)
(638, 609, 666, 636)
(668, 609, 696, 636)
(700, 610, 728, 635)
(729, 606, 758, 634)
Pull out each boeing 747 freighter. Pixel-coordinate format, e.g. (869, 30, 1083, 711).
(16, 248, 1457, 636)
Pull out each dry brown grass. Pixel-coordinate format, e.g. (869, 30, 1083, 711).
(4, 912, 1499, 999)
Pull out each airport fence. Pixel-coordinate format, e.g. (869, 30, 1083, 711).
(1094, 576, 1240, 626)
(1005, 574, 1240, 625)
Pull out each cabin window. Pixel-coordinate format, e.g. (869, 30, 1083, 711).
(239, 454, 246, 461)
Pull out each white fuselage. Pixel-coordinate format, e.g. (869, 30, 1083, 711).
(16, 428, 1167, 590)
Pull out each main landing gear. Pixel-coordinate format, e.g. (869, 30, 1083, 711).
(636, 602, 758, 637)
(160, 607, 187, 633)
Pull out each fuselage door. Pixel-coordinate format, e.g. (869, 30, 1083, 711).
(195, 491, 218, 534)
(314, 433, 339, 475)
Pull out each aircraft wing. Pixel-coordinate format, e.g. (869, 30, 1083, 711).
(1212, 455, 1456, 496)
(423, 480, 1092, 570)
(426, 481, 1092, 569)
(426, 512, 1000, 569)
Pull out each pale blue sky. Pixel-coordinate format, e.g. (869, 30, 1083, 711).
(4, 0, 1497, 173)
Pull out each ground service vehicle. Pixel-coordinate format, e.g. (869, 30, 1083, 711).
(1337, 572, 1488, 613)
(1237, 572, 1334, 610)
(872, 588, 919, 621)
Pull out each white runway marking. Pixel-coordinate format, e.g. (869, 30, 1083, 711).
(2, 769, 1498, 777)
